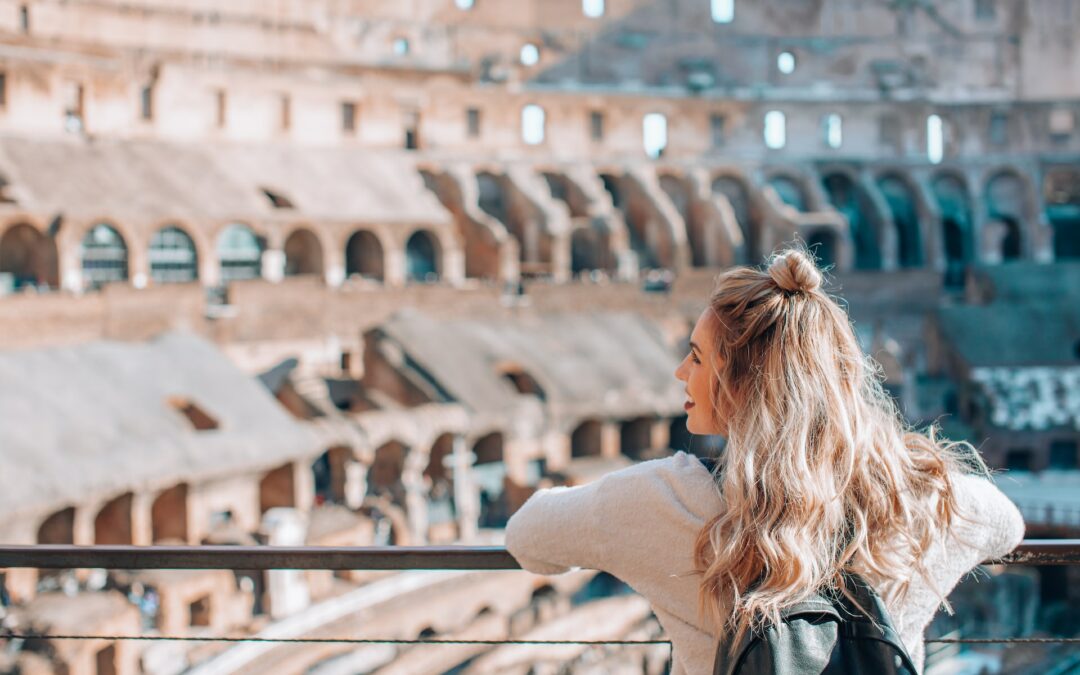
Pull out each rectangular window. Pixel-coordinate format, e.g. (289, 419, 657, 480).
(404, 109, 419, 150)
(988, 111, 1008, 146)
(0, 72, 7, 108)
(590, 110, 604, 141)
(466, 107, 481, 138)
(710, 113, 725, 147)
(342, 101, 357, 134)
(19, 4, 29, 33)
(280, 94, 291, 132)
(140, 85, 153, 121)
(1049, 107, 1075, 138)
(215, 89, 226, 128)
(1005, 448, 1034, 472)
(63, 81, 84, 133)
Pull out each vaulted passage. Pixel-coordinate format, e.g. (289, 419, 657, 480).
(877, 175, 923, 268)
(806, 229, 839, 269)
(822, 173, 881, 270)
(345, 230, 384, 281)
(767, 175, 808, 212)
(405, 230, 440, 283)
(1045, 168, 1080, 259)
(712, 175, 756, 263)
(985, 172, 1027, 261)
(600, 172, 671, 270)
(284, 228, 324, 277)
(932, 174, 974, 286)
(0, 223, 58, 290)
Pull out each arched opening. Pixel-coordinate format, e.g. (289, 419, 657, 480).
(151, 484, 189, 544)
(1045, 168, 1080, 259)
(620, 418, 654, 459)
(477, 172, 508, 222)
(80, 223, 128, 288)
(217, 223, 264, 283)
(368, 441, 408, 506)
(822, 172, 880, 270)
(312, 446, 354, 506)
(149, 225, 199, 284)
(805, 229, 839, 270)
(405, 230, 440, 283)
(345, 230, 385, 281)
(0, 223, 58, 290)
(932, 174, 973, 287)
(877, 175, 923, 268)
(570, 226, 607, 275)
(600, 172, 668, 270)
(498, 363, 547, 400)
(571, 420, 603, 458)
(38, 508, 75, 545)
(95, 493, 134, 545)
(283, 228, 324, 277)
(472, 432, 506, 527)
(766, 175, 807, 212)
(712, 175, 755, 262)
(542, 173, 589, 218)
(659, 175, 700, 266)
(425, 434, 455, 504)
(985, 172, 1027, 261)
(259, 463, 298, 513)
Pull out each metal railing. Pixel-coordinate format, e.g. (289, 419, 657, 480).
(1, 539, 1078, 570)
(2, 540, 1079, 652)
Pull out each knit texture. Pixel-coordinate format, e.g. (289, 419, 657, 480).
(505, 451, 1025, 675)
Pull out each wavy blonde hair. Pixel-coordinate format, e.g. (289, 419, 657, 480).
(693, 242, 979, 645)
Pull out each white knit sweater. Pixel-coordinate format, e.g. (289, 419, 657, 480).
(505, 451, 1025, 674)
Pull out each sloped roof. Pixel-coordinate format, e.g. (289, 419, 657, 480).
(0, 332, 321, 518)
(0, 136, 449, 225)
(373, 310, 684, 421)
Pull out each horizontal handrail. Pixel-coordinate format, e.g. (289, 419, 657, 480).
(0, 539, 1076, 570)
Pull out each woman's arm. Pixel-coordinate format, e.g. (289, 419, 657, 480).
(504, 478, 606, 575)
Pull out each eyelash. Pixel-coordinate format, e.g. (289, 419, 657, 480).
(690, 353, 701, 364)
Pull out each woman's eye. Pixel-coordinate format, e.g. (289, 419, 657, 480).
(690, 353, 701, 364)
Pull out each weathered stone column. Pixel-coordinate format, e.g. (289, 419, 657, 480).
(452, 434, 479, 542)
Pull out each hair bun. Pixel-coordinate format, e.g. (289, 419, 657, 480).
(768, 250, 822, 294)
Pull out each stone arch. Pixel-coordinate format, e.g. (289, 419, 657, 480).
(151, 484, 189, 544)
(931, 171, 974, 286)
(876, 173, 924, 268)
(765, 173, 808, 212)
(0, 221, 58, 289)
(79, 222, 129, 289)
(149, 224, 200, 284)
(345, 229, 385, 281)
(805, 228, 840, 269)
(984, 169, 1030, 261)
(1044, 166, 1080, 259)
(283, 227, 324, 277)
(471, 432, 506, 528)
(95, 492, 134, 545)
(542, 172, 590, 218)
(312, 446, 358, 506)
(425, 433, 455, 486)
(571, 419, 603, 458)
(216, 222, 265, 283)
(712, 173, 756, 262)
(822, 171, 882, 270)
(405, 229, 441, 283)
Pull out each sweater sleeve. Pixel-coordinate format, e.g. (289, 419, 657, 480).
(504, 475, 607, 575)
(950, 472, 1026, 563)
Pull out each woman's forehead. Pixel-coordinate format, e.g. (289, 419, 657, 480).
(691, 309, 716, 345)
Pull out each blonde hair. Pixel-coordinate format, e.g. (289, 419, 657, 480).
(693, 242, 978, 644)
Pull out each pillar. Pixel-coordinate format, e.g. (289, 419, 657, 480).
(452, 435, 479, 542)
(261, 249, 286, 283)
(262, 508, 310, 619)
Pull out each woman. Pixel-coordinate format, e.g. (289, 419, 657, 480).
(505, 246, 1024, 674)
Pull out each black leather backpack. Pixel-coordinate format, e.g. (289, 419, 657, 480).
(694, 458, 919, 675)
(712, 572, 918, 675)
